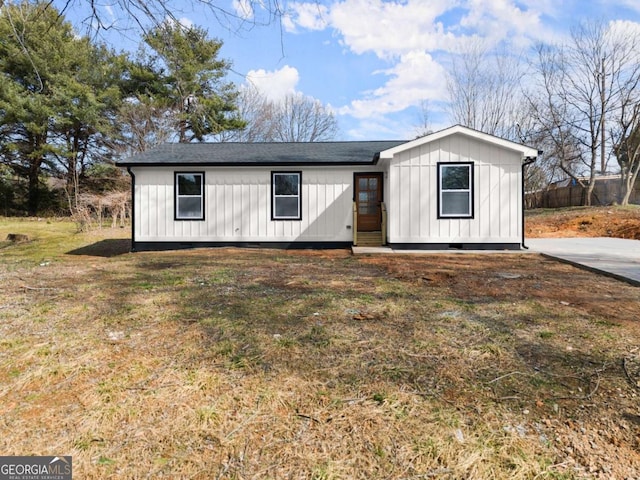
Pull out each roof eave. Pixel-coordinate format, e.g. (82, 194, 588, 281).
(116, 159, 381, 168)
(378, 125, 539, 159)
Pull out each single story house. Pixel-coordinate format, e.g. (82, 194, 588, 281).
(116, 125, 539, 251)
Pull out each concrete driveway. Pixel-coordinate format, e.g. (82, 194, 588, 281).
(526, 237, 640, 286)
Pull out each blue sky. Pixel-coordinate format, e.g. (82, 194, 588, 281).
(62, 0, 640, 140)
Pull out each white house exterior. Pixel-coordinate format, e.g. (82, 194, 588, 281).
(117, 125, 538, 251)
(380, 127, 538, 249)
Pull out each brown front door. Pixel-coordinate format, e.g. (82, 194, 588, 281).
(355, 173, 383, 232)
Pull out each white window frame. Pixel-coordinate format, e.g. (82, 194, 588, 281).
(272, 171, 302, 221)
(438, 162, 474, 219)
(175, 172, 204, 221)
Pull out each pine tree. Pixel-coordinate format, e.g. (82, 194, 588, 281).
(0, 1, 128, 214)
(143, 21, 245, 143)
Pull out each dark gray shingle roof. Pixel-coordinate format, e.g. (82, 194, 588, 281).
(116, 141, 407, 167)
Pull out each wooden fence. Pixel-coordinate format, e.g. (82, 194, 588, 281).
(525, 179, 640, 209)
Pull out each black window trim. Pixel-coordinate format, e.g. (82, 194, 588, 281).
(437, 162, 474, 219)
(175, 171, 205, 221)
(271, 171, 302, 221)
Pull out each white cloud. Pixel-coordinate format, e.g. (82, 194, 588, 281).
(284, 2, 330, 32)
(607, 19, 640, 41)
(605, 20, 640, 65)
(614, 0, 640, 14)
(233, 0, 254, 20)
(245, 65, 300, 101)
(329, 0, 460, 58)
(337, 51, 448, 118)
(162, 15, 194, 29)
(343, 118, 408, 140)
(177, 17, 194, 29)
(279, 0, 633, 139)
(284, 0, 558, 58)
(342, 113, 451, 141)
(283, 0, 552, 137)
(460, 0, 544, 46)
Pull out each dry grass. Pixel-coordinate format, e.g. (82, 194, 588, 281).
(1, 218, 639, 479)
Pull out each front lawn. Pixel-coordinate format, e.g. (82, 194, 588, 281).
(1, 219, 639, 478)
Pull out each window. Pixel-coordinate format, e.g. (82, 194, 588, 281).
(438, 163, 473, 218)
(175, 172, 204, 220)
(272, 172, 301, 220)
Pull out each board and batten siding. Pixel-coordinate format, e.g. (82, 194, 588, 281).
(386, 132, 523, 245)
(132, 166, 377, 243)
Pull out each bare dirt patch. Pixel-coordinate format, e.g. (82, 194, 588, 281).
(526, 205, 640, 239)
(0, 220, 639, 478)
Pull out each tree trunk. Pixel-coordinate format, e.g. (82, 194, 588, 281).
(179, 117, 187, 143)
(621, 180, 632, 205)
(620, 165, 640, 205)
(22, 129, 49, 216)
(27, 160, 42, 216)
(585, 180, 596, 206)
(66, 153, 78, 210)
(584, 147, 599, 206)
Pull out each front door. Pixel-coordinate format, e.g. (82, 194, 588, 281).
(355, 173, 383, 231)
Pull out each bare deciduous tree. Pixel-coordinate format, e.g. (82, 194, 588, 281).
(216, 85, 274, 142)
(270, 92, 338, 142)
(526, 44, 587, 191)
(612, 103, 640, 205)
(116, 97, 174, 154)
(220, 87, 339, 142)
(527, 21, 640, 205)
(413, 100, 433, 138)
(56, 0, 285, 36)
(446, 39, 525, 140)
(608, 23, 640, 205)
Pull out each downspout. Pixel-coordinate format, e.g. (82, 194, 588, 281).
(126, 167, 137, 252)
(521, 153, 540, 250)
